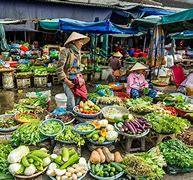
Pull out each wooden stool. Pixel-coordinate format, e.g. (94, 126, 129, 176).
(156, 133, 176, 145)
(122, 136, 146, 153)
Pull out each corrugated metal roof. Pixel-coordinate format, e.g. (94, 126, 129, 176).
(34, 0, 119, 9)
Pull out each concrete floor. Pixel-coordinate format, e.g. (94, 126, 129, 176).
(1, 85, 193, 180)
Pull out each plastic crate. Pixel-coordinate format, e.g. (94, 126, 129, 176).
(34, 76, 48, 87)
(16, 78, 31, 88)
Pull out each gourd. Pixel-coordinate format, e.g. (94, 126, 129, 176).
(89, 150, 101, 164)
(114, 151, 123, 163)
(96, 148, 105, 163)
(102, 147, 114, 163)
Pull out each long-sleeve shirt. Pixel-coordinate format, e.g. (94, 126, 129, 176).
(126, 72, 148, 94)
(109, 57, 122, 71)
(57, 45, 81, 81)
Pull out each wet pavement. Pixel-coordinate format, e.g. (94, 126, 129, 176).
(1, 85, 193, 179)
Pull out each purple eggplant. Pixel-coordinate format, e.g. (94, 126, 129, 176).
(132, 121, 140, 128)
(125, 121, 136, 134)
(129, 121, 138, 133)
(122, 124, 128, 132)
(135, 120, 144, 129)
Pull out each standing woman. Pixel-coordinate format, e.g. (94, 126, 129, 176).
(57, 32, 90, 112)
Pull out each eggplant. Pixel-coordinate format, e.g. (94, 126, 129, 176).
(137, 119, 145, 124)
(135, 120, 144, 129)
(132, 121, 140, 128)
(129, 121, 138, 133)
(125, 121, 135, 134)
(122, 124, 128, 132)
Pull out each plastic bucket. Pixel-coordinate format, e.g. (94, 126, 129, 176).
(55, 93, 67, 108)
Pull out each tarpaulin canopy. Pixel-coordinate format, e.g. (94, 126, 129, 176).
(59, 18, 138, 34)
(38, 19, 59, 31)
(171, 30, 193, 39)
(139, 7, 174, 16)
(161, 8, 193, 33)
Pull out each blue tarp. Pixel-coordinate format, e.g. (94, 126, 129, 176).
(59, 18, 138, 34)
(139, 7, 174, 16)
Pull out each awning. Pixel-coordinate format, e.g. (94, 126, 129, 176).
(58, 18, 138, 34)
(139, 7, 174, 16)
(160, 8, 193, 33)
(171, 30, 193, 39)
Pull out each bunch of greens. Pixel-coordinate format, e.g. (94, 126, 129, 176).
(145, 112, 190, 134)
(0, 144, 13, 174)
(19, 96, 47, 108)
(123, 147, 166, 179)
(55, 125, 85, 147)
(126, 97, 153, 113)
(156, 94, 184, 106)
(6, 104, 34, 114)
(175, 102, 193, 111)
(11, 122, 43, 146)
(30, 66, 48, 76)
(16, 64, 31, 72)
(160, 139, 193, 168)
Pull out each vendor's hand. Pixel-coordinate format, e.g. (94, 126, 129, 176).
(64, 78, 74, 88)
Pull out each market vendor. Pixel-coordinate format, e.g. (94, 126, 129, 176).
(126, 62, 157, 99)
(57, 32, 90, 112)
(107, 52, 123, 83)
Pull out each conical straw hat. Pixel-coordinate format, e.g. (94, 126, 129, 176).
(130, 62, 148, 71)
(113, 51, 123, 58)
(64, 32, 90, 46)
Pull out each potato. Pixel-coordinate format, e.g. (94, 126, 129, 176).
(76, 172, 83, 177)
(72, 174, 78, 180)
(67, 167, 75, 173)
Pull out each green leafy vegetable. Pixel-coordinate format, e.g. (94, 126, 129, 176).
(55, 125, 85, 147)
(0, 144, 13, 175)
(145, 112, 190, 134)
(11, 122, 43, 146)
(160, 139, 193, 168)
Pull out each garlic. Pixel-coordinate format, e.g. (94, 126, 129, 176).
(76, 172, 83, 177)
(65, 172, 71, 177)
(55, 169, 66, 176)
(61, 176, 68, 180)
(56, 176, 61, 180)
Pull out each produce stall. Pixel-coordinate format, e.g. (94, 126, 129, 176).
(1, 82, 193, 180)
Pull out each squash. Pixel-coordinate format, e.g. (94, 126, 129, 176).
(91, 121, 101, 129)
(89, 150, 101, 164)
(100, 128, 107, 137)
(102, 147, 114, 163)
(96, 148, 105, 163)
(114, 151, 123, 163)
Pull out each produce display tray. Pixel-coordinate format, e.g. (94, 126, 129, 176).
(14, 167, 47, 179)
(114, 123, 150, 138)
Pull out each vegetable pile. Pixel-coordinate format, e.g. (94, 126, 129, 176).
(55, 125, 85, 147)
(176, 102, 193, 111)
(156, 94, 184, 106)
(15, 113, 39, 123)
(40, 120, 64, 136)
(0, 115, 18, 129)
(47, 147, 88, 179)
(89, 147, 124, 178)
(75, 123, 95, 133)
(123, 147, 166, 179)
(96, 84, 114, 97)
(11, 122, 44, 146)
(75, 100, 101, 114)
(96, 96, 122, 105)
(116, 117, 151, 135)
(47, 112, 74, 124)
(86, 120, 118, 144)
(177, 130, 193, 146)
(0, 144, 13, 175)
(145, 112, 190, 134)
(160, 139, 193, 169)
(8, 146, 51, 176)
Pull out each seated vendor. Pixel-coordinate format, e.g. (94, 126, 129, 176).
(107, 52, 123, 83)
(126, 62, 157, 99)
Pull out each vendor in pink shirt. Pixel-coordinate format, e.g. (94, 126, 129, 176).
(126, 62, 157, 99)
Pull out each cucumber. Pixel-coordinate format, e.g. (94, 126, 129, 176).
(110, 162, 122, 172)
(54, 155, 64, 166)
(110, 171, 114, 177)
(118, 163, 126, 169)
(104, 171, 109, 177)
(62, 147, 69, 162)
(86, 130, 99, 139)
(110, 167, 116, 172)
(91, 164, 95, 174)
(94, 163, 100, 173)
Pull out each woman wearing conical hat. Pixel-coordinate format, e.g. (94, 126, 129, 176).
(126, 62, 157, 99)
(57, 32, 90, 111)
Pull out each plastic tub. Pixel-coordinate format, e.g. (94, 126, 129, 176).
(55, 93, 67, 108)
